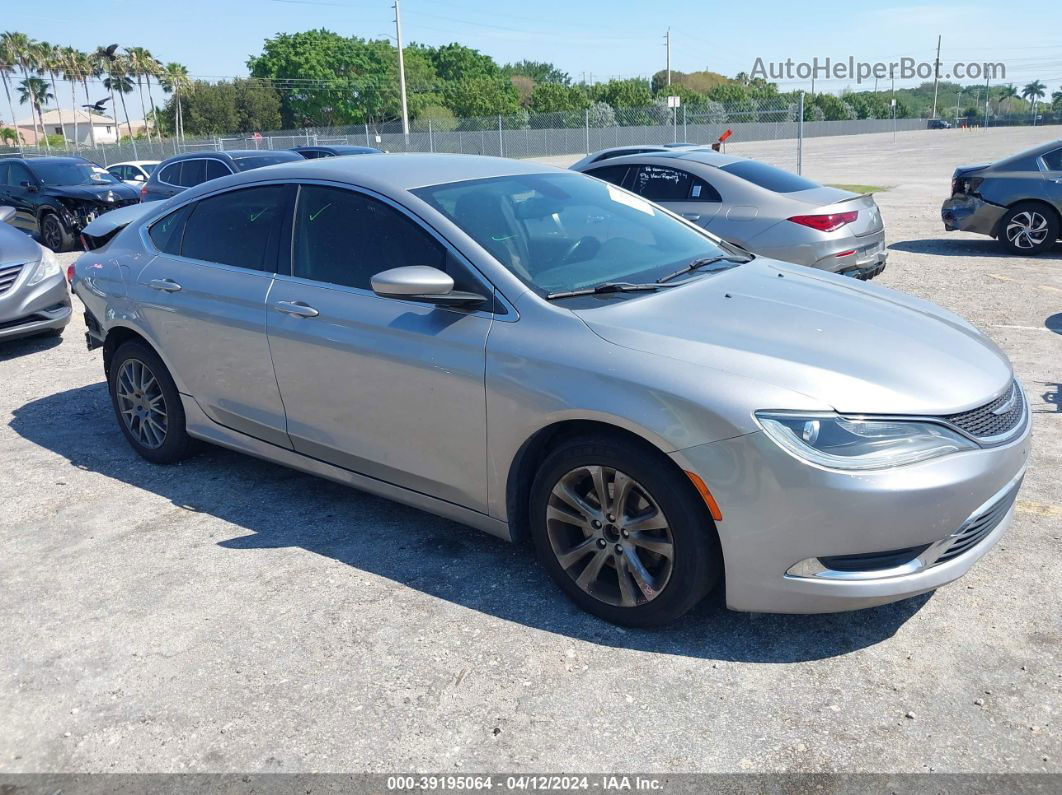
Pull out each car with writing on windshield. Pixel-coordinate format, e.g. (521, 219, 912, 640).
(571, 148, 887, 280)
(139, 150, 304, 203)
(71, 154, 1028, 626)
(0, 156, 139, 252)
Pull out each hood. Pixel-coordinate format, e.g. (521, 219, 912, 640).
(573, 260, 1012, 416)
(0, 221, 43, 268)
(44, 183, 139, 203)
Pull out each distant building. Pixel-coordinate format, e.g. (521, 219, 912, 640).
(15, 109, 146, 146)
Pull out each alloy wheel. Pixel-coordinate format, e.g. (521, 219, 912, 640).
(115, 358, 168, 449)
(42, 216, 63, 251)
(1005, 211, 1050, 250)
(546, 465, 674, 608)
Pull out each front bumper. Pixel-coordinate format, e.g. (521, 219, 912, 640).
(941, 194, 1006, 236)
(671, 419, 1031, 614)
(0, 270, 71, 342)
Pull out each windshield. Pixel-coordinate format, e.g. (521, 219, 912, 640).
(414, 173, 740, 295)
(32, 161, 120, 187)
(233, 152, 303, 171)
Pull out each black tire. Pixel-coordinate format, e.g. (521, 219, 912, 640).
(529, 435, 722, 627)
(108, 341, 196, 464)
(998, 202, 1059, 255)
(40, 212, 75, 253)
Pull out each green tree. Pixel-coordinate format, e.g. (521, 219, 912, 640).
(428, 43, 498, 83)
(501, 60, 570, 85)
(0, 36, 21, 147)
(444, 76, 519, 118)
(159, 62, 191, 141)
(416, 103, 457, 131)
(17, 75, 51, 150)
(234, 79, 282, 132)
(1022, 80, 1046, 121)
(3, 33, 43, 147)
(594, 78, 652, 109)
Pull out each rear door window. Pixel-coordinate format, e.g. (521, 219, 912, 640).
(1042, 148, 1062, 171)
(180, 185, 288, 271)
(631, 166, 694, 202)
(158, 162, 181, 185)
(176, 159, 206, 187)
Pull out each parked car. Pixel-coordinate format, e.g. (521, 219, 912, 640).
(572, 149, 887, 279)
(0, 205, 71, 341)
(140, 150, 304, 202)
(106, 160, 160, 187)
(569, 144, 682, 168)
(291, 145, 383, 159)
(0, 156, 139, 251)
(941, 139, 1062, 255)
(928, 119, 952, 129)
(71, 154, 1028, 626)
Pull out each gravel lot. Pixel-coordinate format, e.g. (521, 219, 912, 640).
(1, 126, 1060, 775)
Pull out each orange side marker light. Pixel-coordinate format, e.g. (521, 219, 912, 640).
(685, 471, 722, 522)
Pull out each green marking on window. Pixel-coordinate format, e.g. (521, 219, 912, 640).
(491, 233, 516, 241)
(309, 203, 332, 221)
(249, 208, 267, 222)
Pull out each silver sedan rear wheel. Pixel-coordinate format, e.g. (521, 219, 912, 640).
(546, 465, 675, 608)
(115, 358, 168, 449)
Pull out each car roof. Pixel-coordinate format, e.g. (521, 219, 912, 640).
(109, 160, 159, 167)
(13, 156, 93, 166)
(176, 153, 566, 200)
(294, 145, 381, 153)
(587, 148, 747, 169)
(157, 150, 301, 165)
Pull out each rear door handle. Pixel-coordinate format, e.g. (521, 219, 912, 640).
(273, 300, 319, 318)
(147, 278, 182, 292)
(682, 213, 701, 221)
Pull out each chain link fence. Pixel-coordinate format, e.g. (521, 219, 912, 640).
(1, 97, 943, 173)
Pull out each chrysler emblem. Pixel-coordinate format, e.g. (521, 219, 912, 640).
(991, 389, 1017, 416)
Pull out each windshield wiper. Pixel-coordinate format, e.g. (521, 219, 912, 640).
(545, 282, 674, 300)
(656, 254, 752, 284)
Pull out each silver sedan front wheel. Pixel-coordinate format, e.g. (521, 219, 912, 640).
(546, 465, 675, 608)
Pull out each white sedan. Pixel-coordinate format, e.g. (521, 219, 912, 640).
(105, 160, 160, 187)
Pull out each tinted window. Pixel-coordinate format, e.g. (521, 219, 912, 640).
(6, 163, 32, 186)
(292, 185, 445, 290)
(719, 160, 819, 193)
(297, 150, 321, 159)
(205, 159, 231, 180)
(689, 176, 721, 202)
(632, 166, 694, 202)
(107, 166, 127, 180)
(585, 165, 632, 189)
(141, 163, 157, 176)
(148, 204, 192, 255)
(233, 152, 303, 171)
(158, 162, 181, 185)
(176, 159, 206, 188)
(29, 160, 119, 186)
(180, 186, 287, 271)
(1042, 148, 1062, 171)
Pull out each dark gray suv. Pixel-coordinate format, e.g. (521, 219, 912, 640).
(140, 150, 303, 202)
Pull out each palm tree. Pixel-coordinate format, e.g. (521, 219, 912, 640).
(60, 46, 84, 149)
(145, 55, 164, 143)
(17, 75, 52, 152)
(103, 66, 135, 142)
(996, 83, 1018, 116)
(75, 50, 100, 148)
(0, 36, 21, 150)
(1053, 87, 1062, 111)
(1022, 80, 1046, 123)
(125, 47, 158, 142)
(2, 32, 43, 147)
(92, 45, 119, 141)
(160, 62, 190, 143)
(36, 41, 67, 148)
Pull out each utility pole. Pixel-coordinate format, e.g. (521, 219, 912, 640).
(393, 0, 409, 140)
(930, 34, 941, 119)
(664, 28, 671, 86)
(984, 75, 990, 129)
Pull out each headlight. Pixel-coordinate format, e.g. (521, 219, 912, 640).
(26, 246, 62, 287)
(755, 412, 977, 470)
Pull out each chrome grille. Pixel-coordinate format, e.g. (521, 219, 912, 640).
(0, 262, 25, 295)
(943, 380, 1025, 441)
(932, 477, 1022, 565)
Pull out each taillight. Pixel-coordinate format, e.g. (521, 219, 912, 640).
(66, 264, 75, 284)
(787, 211, 858, 232)
(139, 184, 148, 201)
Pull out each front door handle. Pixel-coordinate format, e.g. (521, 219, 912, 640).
(147, 278, 182, 292)
(682, 213, 702, 221)
(273, 300, 319, 318)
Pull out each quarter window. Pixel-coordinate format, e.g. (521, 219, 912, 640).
(158, 163, 181, 185)
(148, 204, 192, 255)
(1042, 148, 1062, 171)
(205, 159, 231, 181)
(180, 185, 288, 271)
(292, 185, 446, 290)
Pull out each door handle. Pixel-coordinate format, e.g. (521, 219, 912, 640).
(273, 300, 319, 318)
(147, 278, 182, 292)
(682, 213, 702, 221)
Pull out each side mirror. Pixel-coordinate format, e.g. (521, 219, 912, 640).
(19, 180, 38, 192)
(133, 173, 145, 182)
(371, 266, 487, 308)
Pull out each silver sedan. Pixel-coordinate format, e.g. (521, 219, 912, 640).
(571, 148, 888, 279)
(0, 206, 70, 343)
(71, 154, 1027, 626)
